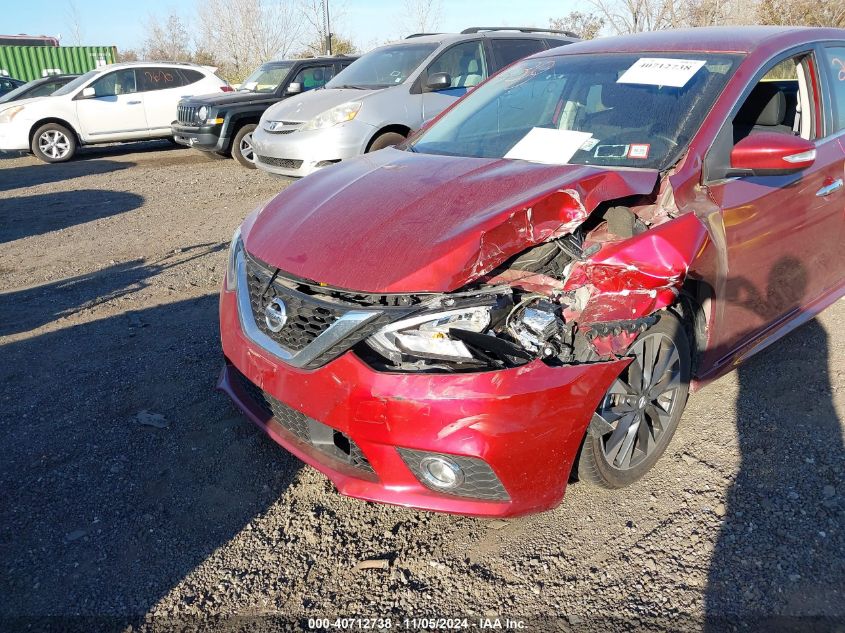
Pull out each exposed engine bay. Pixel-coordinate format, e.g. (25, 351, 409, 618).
(358, 185, 708, 373)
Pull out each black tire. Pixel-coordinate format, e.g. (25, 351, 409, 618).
(31, 123, 77, 163)
(578, 312, 691, 489)
(232, 124, 258, 169)
(367, 131, 406, 152)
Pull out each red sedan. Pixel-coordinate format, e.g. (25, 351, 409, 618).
(219, 27, 845, 516)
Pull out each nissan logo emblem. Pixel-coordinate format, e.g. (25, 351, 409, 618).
(264, 297, 288, 333)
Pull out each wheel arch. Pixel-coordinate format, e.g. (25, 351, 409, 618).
(29, 118, 81, 146)
(672, 277, 714, 378)
(365, 124, 413, 152)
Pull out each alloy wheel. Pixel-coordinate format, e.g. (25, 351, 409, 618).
(38, 130, 71, 160)
(239, 133, 255, 162)
(593, 331, 683, 471)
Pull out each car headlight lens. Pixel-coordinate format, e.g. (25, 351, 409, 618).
(301, 101, 362, 131)
(0, 105, 24, 124)
(197, 106, 208, 121)
(367, 306, 491, 363)
(225, 226, 243, 291)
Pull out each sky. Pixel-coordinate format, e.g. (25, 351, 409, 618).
(4, 0, 588, 53)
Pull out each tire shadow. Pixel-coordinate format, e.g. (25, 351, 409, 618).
(0, 189, 144, 243)
(0, 293, 301, 628)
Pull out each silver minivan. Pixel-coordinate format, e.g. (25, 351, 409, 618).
(252, 28, 577, 177)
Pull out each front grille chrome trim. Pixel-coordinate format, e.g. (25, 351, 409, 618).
(235, 249, 381, 368)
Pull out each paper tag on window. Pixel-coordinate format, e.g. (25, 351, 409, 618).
(504, 128, 594, 165)
(628, 144, 650, 159)
(580, 138, 599, 151)
(617, 58, 706, 88)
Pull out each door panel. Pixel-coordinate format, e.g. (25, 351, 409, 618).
(139, 67, 184, 132)
(707, 54, 844, 361)
(75, 69, 147, 140)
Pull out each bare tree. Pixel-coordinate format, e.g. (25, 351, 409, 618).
(200, 0, 305, 81)
(64, 0, 85, 45)
(143, 13, 193, 61)
(589, 0, 681, 33)
(398, 0, 442, 36)
(757, 0, 845, 27)
(549, 12, 605, 39)
(299, 0, 352, 56)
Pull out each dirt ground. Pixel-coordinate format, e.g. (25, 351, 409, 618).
(1, 143, 843, 632)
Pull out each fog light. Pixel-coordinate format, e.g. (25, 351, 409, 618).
(419, 456, 464, 490)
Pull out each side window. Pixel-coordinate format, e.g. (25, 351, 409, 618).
(29, 81, 62, 97)
(821, 47, 845, 132)
(138, 67, 181, 92)
(427, 41, 487, 88)
(178, 69, 205, 86)
(90, 69, 137, 97)
(490, 39, 545, 69)
(291, 65, 334, 91)
(731, 54, 817, 144)
(0, 79, 13, 91)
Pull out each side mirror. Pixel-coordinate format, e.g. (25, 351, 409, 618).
(81, 86, 96, 98)
(426, 72, 452, 92)
(286, 82, 302, 95)
(729, 132, 816, 176)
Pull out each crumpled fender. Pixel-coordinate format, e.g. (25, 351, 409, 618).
(565, 212, 710, 356)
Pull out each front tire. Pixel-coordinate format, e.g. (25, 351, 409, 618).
(232, 124, 257, 169)
(31, 123, 77, 163)
(578, 312, 691, 489)
(367, 131, 406, 152)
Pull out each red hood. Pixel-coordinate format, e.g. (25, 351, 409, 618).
(245, 148, 659, 293)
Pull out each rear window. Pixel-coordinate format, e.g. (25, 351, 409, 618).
(139, 67, 182, 92)
(490, 39, 545, 69)
(179, 69, 205, 86)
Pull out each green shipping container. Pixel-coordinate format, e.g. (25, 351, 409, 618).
(0, 45, 117, 81)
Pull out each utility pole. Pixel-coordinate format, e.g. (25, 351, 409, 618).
(323, 0, 333, 55)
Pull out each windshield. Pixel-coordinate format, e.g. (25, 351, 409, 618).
(411, 53, 741, 170)
(327, 43, 437, 89)
(240, 62, 294, 93)
(52, 69, 99, 96)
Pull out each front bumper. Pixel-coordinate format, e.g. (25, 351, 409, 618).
(171, 122, 228, 153)
(219, 287, 627, 517)
(251, 119, 376, 178)
(0, 120, 32, 151)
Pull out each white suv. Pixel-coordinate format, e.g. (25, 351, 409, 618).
(0, 61, 228, 162)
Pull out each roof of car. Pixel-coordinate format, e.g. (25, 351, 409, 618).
(396, 30, 578, 47)
(539, 26, 845, 56)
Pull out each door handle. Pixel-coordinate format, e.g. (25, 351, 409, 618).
(816, 178, 843, 197)
(127, 100, 141, 105)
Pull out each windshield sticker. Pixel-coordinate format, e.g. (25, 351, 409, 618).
(628, 144, 650, 159)
(504, 128, 593, 165)
(617, 58, 706, 88)
(580, 138, 600, 151)
(594, 144, 629, 159)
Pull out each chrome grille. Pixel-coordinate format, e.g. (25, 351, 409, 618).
(177, 104, 199, 125)
(244, 254, 347, 352)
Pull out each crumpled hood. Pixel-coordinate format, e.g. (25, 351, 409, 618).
(262, 87, 380, 123)
(244, 148, 659, 293)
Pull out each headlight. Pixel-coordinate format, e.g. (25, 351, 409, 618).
(197, 106, 208, 121)
(367, 306, 491, 363)
(0, 105, 24, 124)
(301, 101, 362, 131)
(225, 226, 243, 291)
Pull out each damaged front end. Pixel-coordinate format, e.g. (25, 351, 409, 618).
(359, 179, 709, 373)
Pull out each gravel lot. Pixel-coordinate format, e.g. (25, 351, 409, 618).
(1, 143, 843, 632)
